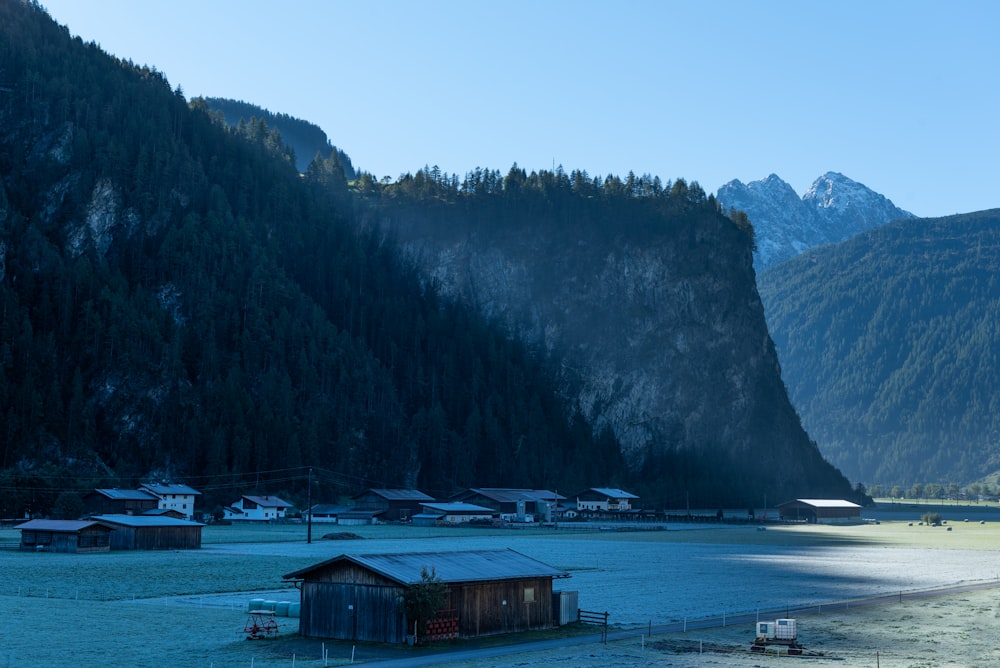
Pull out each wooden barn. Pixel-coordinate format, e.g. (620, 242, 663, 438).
(283, 549, 569, 643)
(93, 514, 204, 550)
(449, 488, 563, 521)
(83, 488, 159, 516)
(777, 499, 863, 524)
(16, 519, 113, 553)
(351, 489, 435, 522)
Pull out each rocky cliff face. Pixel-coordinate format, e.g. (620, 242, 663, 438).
(717, 172, 914, 269)
(373, 198, 852, 503)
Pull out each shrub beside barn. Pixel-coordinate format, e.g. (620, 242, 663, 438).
(283, 549, 570, 643)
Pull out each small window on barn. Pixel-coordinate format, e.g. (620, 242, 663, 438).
(524, 587, 535, 603)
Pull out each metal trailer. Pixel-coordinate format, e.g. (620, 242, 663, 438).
(751, 618, 804, 655)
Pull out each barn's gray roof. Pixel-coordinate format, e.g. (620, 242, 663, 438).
(354, 488, 435, 502)
(309, 504, 351, 515)
(457, 488, 564, 503)
(15, 519, 112, 532)
(241, 495, 291, 508)
(779, 499, 862, 509)
(140, 483, 201, 496)
(420, 502, 494, 514)
(578, 488, 639, 499)
(92, 514, 205, 528)
(283, 549, 569, 585)
(91, 488, 158, 501)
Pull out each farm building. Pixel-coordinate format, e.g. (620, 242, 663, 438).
(142, 508, 187, 519)
(449, 488, 563, 522)
(777, 499, 863, 524)
(412, 502, 495, 525)
(223, 495, 291, 522)
(573, 488, 639, 513)
(93, 514, 204, 550)
(16, 519, 113, 553)
(336, 509, 383, 526)
(283, 549, 570, 643)
(82, 488, 159, 516)
(306, 504, 352, 523)
(138, 483, 201, 520)
(351, 489, 435, 522)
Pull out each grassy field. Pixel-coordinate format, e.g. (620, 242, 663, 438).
(5, 516, 1000, 666)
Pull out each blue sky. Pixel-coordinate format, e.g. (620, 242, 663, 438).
(43, 0, 999, 218)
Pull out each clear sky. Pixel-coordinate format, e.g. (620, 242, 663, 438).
(42, 0, 999, 218)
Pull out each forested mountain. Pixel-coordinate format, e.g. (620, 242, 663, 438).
(0, 1, 619, 515)
(201, 97, 356, 178)
(717, 172, 914, 269)
(0, 1, 852, 515)
(758, 210, 1000, 488)
(353, 169, 853, 507)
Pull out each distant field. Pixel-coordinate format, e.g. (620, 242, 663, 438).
(6, 519, 1000, 666)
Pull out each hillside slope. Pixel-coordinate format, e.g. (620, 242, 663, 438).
(758, 210, 1000, 486)
(0, 1, 617, 513)
(361, 171, 853, 506)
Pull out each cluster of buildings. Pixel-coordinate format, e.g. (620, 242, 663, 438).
(15, 480, 864, 555)
(308, 487, 642, 526)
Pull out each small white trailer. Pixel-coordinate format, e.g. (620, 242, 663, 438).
(751, 618, 803, 655)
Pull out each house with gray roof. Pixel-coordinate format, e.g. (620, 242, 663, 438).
(138, 483, 201, 520)
(573, 488, 640, 514)
(223, 495, 292, 522)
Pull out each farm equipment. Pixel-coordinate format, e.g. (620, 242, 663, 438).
(244, 609, 279, 639)
(751, 618, 803, 655)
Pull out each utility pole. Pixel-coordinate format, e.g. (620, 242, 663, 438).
(307, 466, 313, 544)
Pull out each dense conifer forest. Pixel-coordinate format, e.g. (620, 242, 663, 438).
(0, 1, 851, 515)
(759, 210, 1000, 490)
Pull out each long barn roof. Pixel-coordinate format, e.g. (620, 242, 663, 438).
(283, 549, 569, 585)
(92, 514, 205, 527)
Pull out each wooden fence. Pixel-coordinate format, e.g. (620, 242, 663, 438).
(579, 608, 609, 643)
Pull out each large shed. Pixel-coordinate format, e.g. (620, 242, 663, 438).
(283, 549, 569, 643)
(777, 499, 863, 524)
(83, 488, 159, 516)
(93, 514, 204, 550)
(351, 489, 435, 522)
(16, 519, 113, 553)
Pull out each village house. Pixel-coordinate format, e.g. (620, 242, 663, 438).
(223, 495, 291, 522)
(16, 519, 113, 553)
(138, 483, 201, 520)
(573, 488, 640, 514)
(449, 488, 563, 522)
(282, 549, 570, 643)
(351, 488, 435, 522)
(82, 488, 159, 516)
(776, 499, 863, 524)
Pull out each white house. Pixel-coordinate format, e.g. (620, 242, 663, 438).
(139, 483, 201, 520)
(224, 495, 291, 522)
(574, 488, 639, 513)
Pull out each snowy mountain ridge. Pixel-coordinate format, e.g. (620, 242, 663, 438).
(717, 171, 915, 269)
